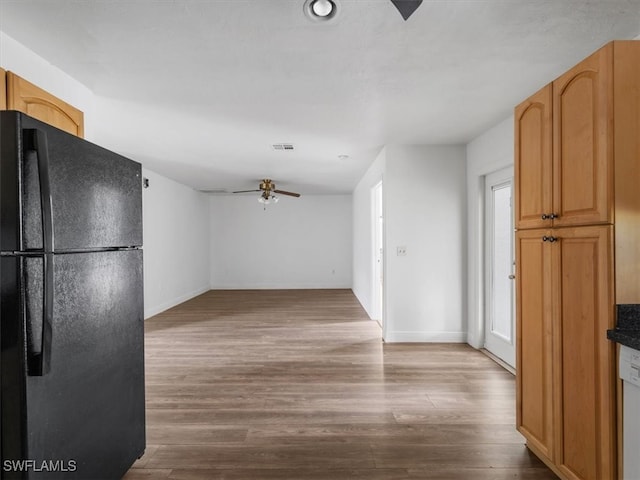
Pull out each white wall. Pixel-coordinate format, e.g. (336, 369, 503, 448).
(383, 145, 467, 342)
(142, 169, 210, 317)
(210, 195, 352, 289)
(0, 31, 96, 138)
(465, 115, 514, 348)
(352, 149, 386, 319)
(2, 30, 211, 318)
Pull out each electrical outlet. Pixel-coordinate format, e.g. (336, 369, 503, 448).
(397, 246, 407, 256)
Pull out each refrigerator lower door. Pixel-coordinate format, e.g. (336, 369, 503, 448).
(1, 255, 28, 471)
(2, 249, 145, 479)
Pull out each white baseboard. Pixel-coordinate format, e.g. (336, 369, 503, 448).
(383, 331, 467, 343)
(144, 286, 210, 319)
(208, 283, 353, 290)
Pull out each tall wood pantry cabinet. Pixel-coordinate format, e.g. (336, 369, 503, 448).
(0, 70, 84, 137)
(515, 41, 640, 480)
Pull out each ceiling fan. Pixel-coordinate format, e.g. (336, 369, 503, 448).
(233, 179, 301, 204)
(389, 0, 423, 21)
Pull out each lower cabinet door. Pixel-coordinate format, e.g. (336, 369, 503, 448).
(516, 225, 617, 480)
(554, 225, 616, 480)
(516, 229, 554, 460)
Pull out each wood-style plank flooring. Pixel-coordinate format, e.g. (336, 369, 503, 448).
(123, 289, 556, 480)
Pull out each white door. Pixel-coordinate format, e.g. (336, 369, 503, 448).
(372, 181, 384, 327)
(484, 168, 515, 367)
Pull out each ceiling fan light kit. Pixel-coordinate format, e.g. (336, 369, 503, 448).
(233, 179, 301, 208)
(258, 194, 279, 205)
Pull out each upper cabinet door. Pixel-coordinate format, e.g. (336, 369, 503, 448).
(515, 84, 553, 230)
(6, 72, 84, 138)
(0, 68, 7, 110)
(552, 44, 613, 227)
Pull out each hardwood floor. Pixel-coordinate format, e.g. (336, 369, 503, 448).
(123, 289, 556, 480)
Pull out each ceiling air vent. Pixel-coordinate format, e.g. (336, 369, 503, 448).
(198, 189, 228, 194)
(272, 143, 295, 151)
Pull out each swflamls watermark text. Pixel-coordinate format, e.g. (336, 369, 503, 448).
(3, 459, 77, 472)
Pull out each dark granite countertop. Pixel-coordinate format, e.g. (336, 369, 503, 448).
(607, 304, 640, 351)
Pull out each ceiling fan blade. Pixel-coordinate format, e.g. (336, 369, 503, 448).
(390, 0, 423, 20)
(273, 189, 301, 198)
(232, 189, 261, 194)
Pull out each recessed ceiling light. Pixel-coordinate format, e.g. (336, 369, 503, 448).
(312, 0, 333, 16)
(303, 0, 340, 23)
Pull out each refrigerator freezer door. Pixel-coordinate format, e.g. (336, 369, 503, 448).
(1, 249, 145, 479)
(1, 112, 143, 253)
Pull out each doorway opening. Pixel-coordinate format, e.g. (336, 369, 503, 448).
(484, 167, 515, 368)
(372, 181, 384, 328)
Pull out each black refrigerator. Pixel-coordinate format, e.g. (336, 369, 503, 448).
(0, 111, 145, 479)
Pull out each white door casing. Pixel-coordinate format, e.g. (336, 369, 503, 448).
(372, 181, 384, 327)
(484, 167, 515, 367)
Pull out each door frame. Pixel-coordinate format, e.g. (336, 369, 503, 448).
(371, 181, 384, 329)
(483, 167, 515, 367)
(465, 139, 514, 353)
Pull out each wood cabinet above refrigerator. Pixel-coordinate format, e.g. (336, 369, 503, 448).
(1, 70, 84, 138)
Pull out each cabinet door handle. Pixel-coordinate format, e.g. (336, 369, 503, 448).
(542, 236, 558, 242)
(541, 214, 549, 220)
(549, 213, 558, 219)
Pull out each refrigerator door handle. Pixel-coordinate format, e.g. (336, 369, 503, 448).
(24, 128, 55, 252)
(26, 254, 54, 376)
(24, 128, 55, 376)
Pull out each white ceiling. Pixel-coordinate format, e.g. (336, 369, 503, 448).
(1, 0, 640, 194)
